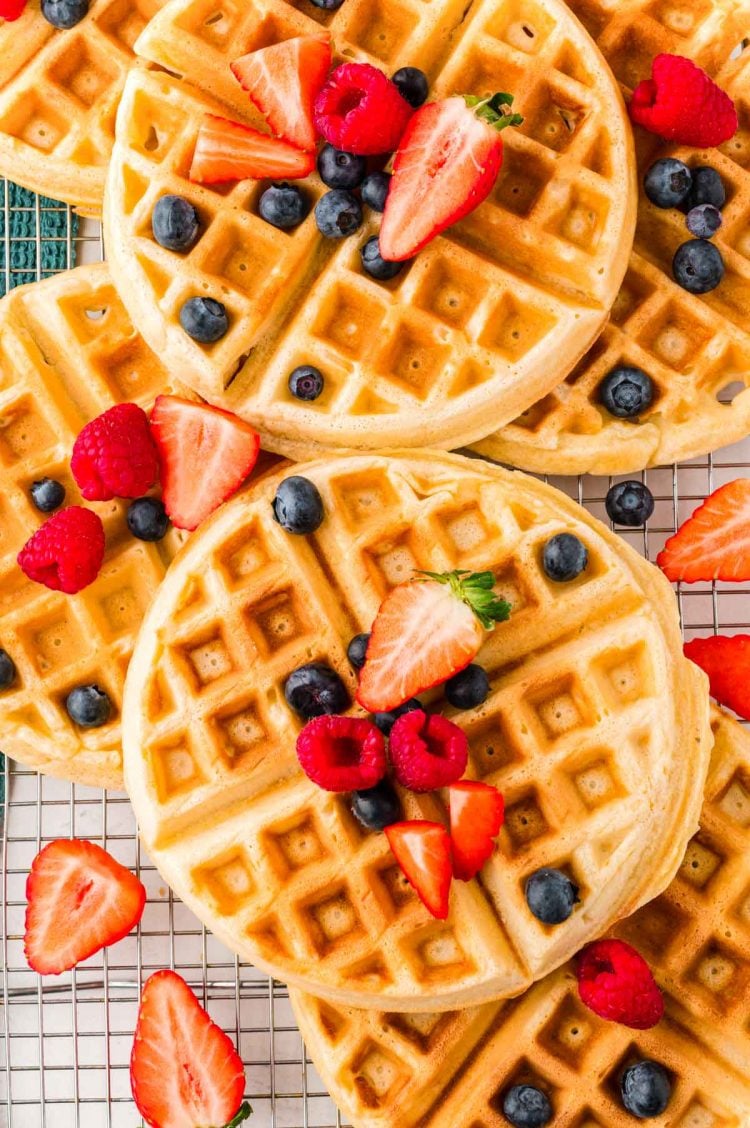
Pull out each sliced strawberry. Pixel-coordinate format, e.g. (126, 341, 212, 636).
(150, 396, 260, 531)
(385, 821, 452, 919)
(684, 635, 750, 720)
(0, 0, 28, 19)
(380, 93, 522, 261)
(449, 781, 505, 881)
(131, 970, 250, 1128)
(189, 114, 315, 183)
(657, 479, 750, 583)
(24, 839, 146, 975)
(231, 34, 331, 152)
(356, 570, 509, 713)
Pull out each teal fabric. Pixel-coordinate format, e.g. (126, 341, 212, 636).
(0, 180, 78, 296)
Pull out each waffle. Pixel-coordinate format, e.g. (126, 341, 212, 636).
(0, 263, 186, 789)
(291, 707, 750, 1127)
(473, 4, 750, 475)
(0, 0, 165, 216)
(103, 0, 637, 456)
(123, 451, 710, 1011)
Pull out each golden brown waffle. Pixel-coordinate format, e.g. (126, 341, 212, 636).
(0, 264, 184, 789)
(473, 6, 750, 475)
(123, 451, 709, 1010)
(291, 707, 750, 1127)
(0, 0, 162, 215)
(104, 0, 637, 456)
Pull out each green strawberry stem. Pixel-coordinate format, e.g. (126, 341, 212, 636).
(225, 1103, 253, 1127)
(463, 92, 524, 130)
(417, 570, 511, 630)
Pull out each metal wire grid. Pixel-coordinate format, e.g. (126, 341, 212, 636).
(0, 180, 749, 1128)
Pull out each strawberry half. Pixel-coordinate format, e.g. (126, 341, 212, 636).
(657, 479, 750, 583)
(131, 970, 250, 1128)
(356, 570, 510, 713)
(150, 395, 260, 531)
(231, 34, 331, 152)
(385, 821, 452, 920)
(0, 0, 28, 19)
(189, 113, 315, 183)
(380, 93, 522, 262)
(24, 839, 146, 975)
(449, 781, 505, 881)
(684, 635, 750, 720)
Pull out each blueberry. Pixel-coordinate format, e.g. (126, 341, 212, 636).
(599, 365, 654, 419)
(525, 868, 579, 925)
(686, 203, 722, 240)
(392, 66, 429, 109)
(605, 481, 655, 527)
(361, 171, 391, 212)
(259, 182, 310, 229)
(179, 296, 229, 343)
(289, 365, 324, 401)
(65, 685, 112, 728)
(501, 1085, 553, 1128)
(309, 0, 345, 8)
(542, 534, 588, 582)
(360, 236, 404, 280)
(373, 698, 421, 735)
(127, 497, 170, 542)
(273, 476, 325, 534)
(621, 1061, 672, 1118)
(151, 195, 200, 251)
(284, 663, 349, 719)
(684, 165, 726, 211)
(673, 239, 725, 294)
(315, 190, 363, 238)
(445, 664, 489, 709)
(351, 780, 402, 831)
(30, 478, 65, 513)
(0, 649, 16, 690)
(41, 0, 88, 28)
(317, 145, 366, 190)
(643, 158, 692, 209)
(347, 633, 370, 670)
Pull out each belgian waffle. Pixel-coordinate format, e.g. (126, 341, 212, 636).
(473, 4, 750, 475)
(123, 451, 710, 1011)
(104, 0, 637, 456)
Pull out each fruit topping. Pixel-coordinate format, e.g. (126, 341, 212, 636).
(372, 697, 421, 735)
(361, 171, 391, 211)
(643, 157, 692, 209)
(445, 663, 489, 709)
(65, 684, 111, 728)
(449, 781, 504, 881)
(297, 714, 386, 791)
(0, 649, 16, 689)
(314, 62, 414, 156)
(577, 938, 664, 1029)
(189, 113, 315, 184)
(41, 0, 88, 28)
(501, 1086, 553, 1128)
(360, 236, 404, 280)
(179, 296, 229, 343)
(673, 238, 724, 293)
(272, 476, 325, 534)
(347, 632, 370, 670)
(621, 1061, 672, 1117)
(525, 867, 579, 925)
(684, 165, 726, 210)
(599, 364, 654, 419)
(18, 506, 105, 594)
(657, 479, 750, 582)
(317, 144, 366, 190)
(288, 364, 324, 401)
(284, 662, 349, 719)
(686, 202, 722, 239)
(259, 182, 311, 229)
(0, 0, 28, 20)
(72, 403, 158, 502)
(629, 54, 738, 146)
(30, 477, 65, 513)
(151, 195, 200, 252)
(392, 66, 429, 109)
(127, 497, 170, 542)
(605, 481, 655, 527)
(389, 709, 468, 792)
(684, 635, 750, 720)
(541, 533, 588, 583)
(309, 0, 344, 8)
(351, 780, 402, 831)
(385, 821, 452, 919)
(315, 188, 363, 238)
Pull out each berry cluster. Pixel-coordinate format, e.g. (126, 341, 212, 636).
(644, 158, 726, 294)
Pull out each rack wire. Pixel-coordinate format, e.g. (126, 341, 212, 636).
(0, 181, 748, 1128)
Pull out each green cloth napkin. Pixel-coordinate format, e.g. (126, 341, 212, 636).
(0, 180, 79, 296)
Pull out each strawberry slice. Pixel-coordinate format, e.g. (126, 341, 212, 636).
(385, 821, 452, 920)
(449, 781, 505, 881)
(684, 635, 750, 720)
(131, 970, 250, 1128)
(356, 570, 510, 713)
(150, 395, 260, 531)
(189, 114, 315, 183)
(24, 839, 146, 975)
(0, 0, 28, 19)
(231, 34, 331, 152)
(657, 479, 750, 583)
(380, 93, 522, 261)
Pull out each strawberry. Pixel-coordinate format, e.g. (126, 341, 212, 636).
(684, 635, 750, 720)
(24, 839, 146, 975)
(131, 970, 250, 1128)
(449, 781, 504, 881)
(149, 396, 260, 531)
(656, 479, 750, 582)
(0, 0, 28, 19)
(385, 821, 452, 920)
(379, 93, 522, 262)
(189, 114, 315, 184)
(231, 34, 331, 152)
(356, 570, 510, 713)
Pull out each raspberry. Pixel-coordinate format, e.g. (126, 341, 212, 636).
(18, 507, 105, 595)
(71, 403, 159, 501)
(314, 63, 413, 156)
(630, 54, 738, 147)
(296, 715, 387, 792)
(577, 939, 664, 1030)
(389, 710, 468, 793)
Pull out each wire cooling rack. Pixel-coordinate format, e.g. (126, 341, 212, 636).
(0, 181, 749, 1128)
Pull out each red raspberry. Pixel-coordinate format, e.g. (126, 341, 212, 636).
(18, 507, 105, 595)
(577, 939, 664, 1030)
(630, 54, 738, 147)
(314, 63, 413, 156)
(389, 710, 468, 793)
(71, 403, 159, 502)
(296, 715, 387, 792)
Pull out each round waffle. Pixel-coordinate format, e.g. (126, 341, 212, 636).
(473, 3, 750, 475)
(291, 707, 750, 1126)
(104, 0, 636, 456)
(123, 451, 710, 1011)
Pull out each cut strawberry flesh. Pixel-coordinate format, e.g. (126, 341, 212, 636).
(449, 781, 504, 881)
(385, 821, 452, 919)
(189, 114, 315, 184)
(657, 479, 750, 582)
